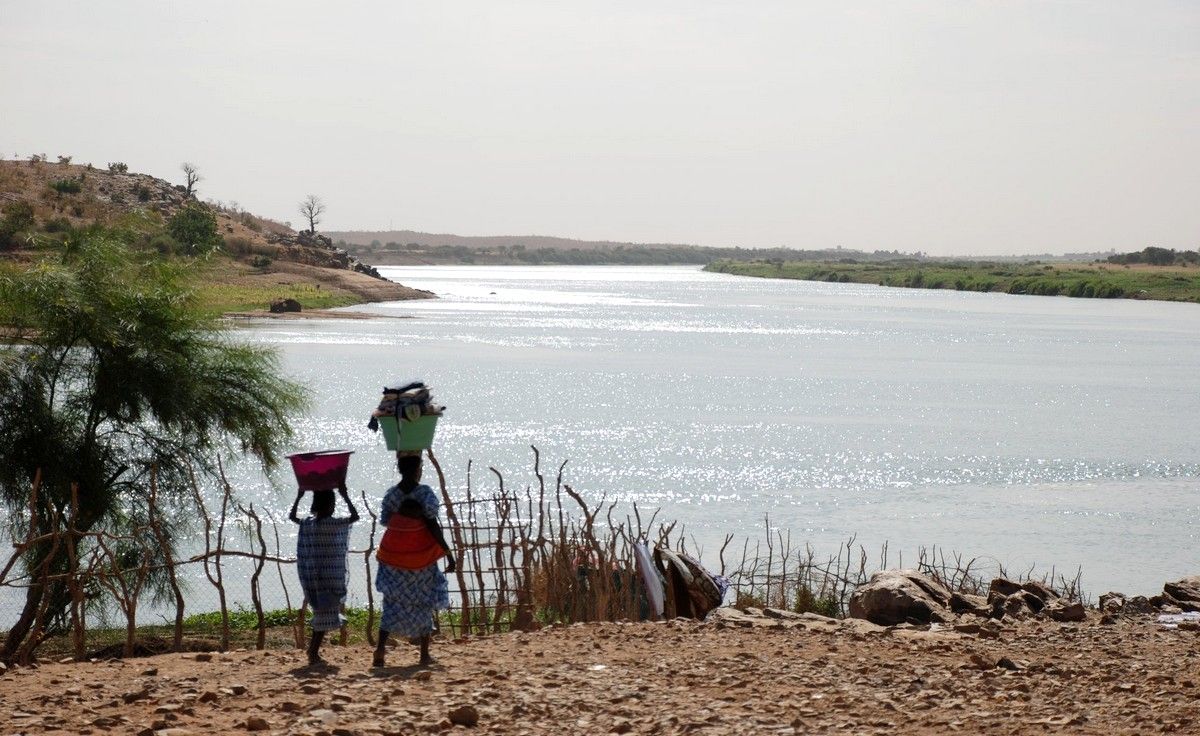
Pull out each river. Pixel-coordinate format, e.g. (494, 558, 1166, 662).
(220, 264, 1200, 599)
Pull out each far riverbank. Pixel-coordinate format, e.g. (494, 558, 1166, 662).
(705, 259, 1200, 303)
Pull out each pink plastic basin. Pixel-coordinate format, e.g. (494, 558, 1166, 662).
(287, 450, 354, 491)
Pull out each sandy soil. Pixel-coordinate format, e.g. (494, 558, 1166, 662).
(265, 262, 433, 303)
(2, 610, 1197, 735)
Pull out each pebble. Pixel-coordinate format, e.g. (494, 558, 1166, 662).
(448, 704, 480, 726)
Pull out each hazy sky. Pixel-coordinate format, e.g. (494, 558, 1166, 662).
(3, 1, 1197, 254)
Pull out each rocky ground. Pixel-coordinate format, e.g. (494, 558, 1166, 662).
(2, 610, 1197, 735)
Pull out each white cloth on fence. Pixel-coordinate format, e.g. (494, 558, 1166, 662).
(634, 543, 664, 618)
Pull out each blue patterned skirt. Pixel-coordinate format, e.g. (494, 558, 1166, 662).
(376, 561, 450, 637)
(297, 519, 351, 632)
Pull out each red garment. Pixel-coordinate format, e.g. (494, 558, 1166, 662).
(377, 514, 444, 570)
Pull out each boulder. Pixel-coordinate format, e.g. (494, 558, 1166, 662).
(1021, 581, 1059, 602)
(1099, 592, 1127, 614)
(269, 298, 302, 314)
(1046, 600, 1086, 622)
(1149, 593, 1184, 611)
(949, 591, 990, 617)
(1003, 594, 1032, 620)
(1163, 577, 1200, 612)
(1019, 590, 1046, 613)
(1100, 592, 1156, 616)
(989, 578, 1023, 597)
(848, 569, 951, 625)
(1125, 596, 1156, 615)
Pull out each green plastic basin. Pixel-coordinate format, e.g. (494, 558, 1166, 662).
(379, 414, 439, 451)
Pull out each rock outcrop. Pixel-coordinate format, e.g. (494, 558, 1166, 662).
(845, 570, 1095, 626)
(847, 569, 952, 625)
(268, 229, 388, 280)
(1162, 576, 1200, 612)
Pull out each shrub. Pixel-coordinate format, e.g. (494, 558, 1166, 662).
(167, 203, 222, 254)
(225, 235, 253, 256)
(133, 184, 151, 202)
(250, 254, 273, 269)
(793, 587, 840, 618)
(107, 162, 129, 174)
(147, 233, 180, 255)
(57, 155, 72, 165)
(0, 200, 36, 249)
(49, 178, 82, 195)
(43, 217, 72, 234)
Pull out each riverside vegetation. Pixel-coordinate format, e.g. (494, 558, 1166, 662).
(706, 249, 1200, 303)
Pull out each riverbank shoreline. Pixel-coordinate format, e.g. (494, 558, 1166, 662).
(2, 613, 1194, 734)
(705, 259, 1200, 303)
(222, 309, 409, 321)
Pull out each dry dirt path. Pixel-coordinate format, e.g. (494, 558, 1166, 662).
(2, 613, 1197, 735)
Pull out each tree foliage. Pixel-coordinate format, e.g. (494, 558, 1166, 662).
(0, 230, 306, 659)
(167, 202, 222, 254)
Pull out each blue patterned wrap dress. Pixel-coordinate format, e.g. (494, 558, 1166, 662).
(296, 516, 354, 631)
(375, 483, 450, 637)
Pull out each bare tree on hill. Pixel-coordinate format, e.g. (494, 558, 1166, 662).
(298, 194, 325, 233)
(181, 162, 201, 198)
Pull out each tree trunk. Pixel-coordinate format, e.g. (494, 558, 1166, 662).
(0, 582, 44, 662)
(124, 607, 137, 658)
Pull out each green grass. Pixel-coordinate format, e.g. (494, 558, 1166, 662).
(706, 259, 1200, 303)
(192, 281, 359, 316)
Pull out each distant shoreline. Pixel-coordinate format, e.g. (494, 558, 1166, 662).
(705, 259, 1200, 304)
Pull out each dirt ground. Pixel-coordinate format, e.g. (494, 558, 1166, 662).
(2, 610, 1196, 735)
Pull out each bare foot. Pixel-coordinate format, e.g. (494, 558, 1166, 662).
(372, 652, 386, 668)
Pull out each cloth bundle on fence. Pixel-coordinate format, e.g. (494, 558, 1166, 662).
(635, 543, 665, 618)
(654, 547, 729, 620)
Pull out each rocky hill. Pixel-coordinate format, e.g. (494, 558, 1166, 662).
(0, 159, 431, 312)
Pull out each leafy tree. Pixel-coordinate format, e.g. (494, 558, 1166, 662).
(0, 232, 305, 660)
(167, 202, 222, 254)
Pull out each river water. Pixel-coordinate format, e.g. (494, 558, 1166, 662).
(6, 264, 1196, 626)
(220, 264, 1199, 599)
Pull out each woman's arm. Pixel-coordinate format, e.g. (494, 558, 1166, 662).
(420, 515, 456, 572)
(287, 490, 304, 524)
(379, 487, 396, 525)
(338, 485, 359, 523)
(417, 487, 456, 572)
